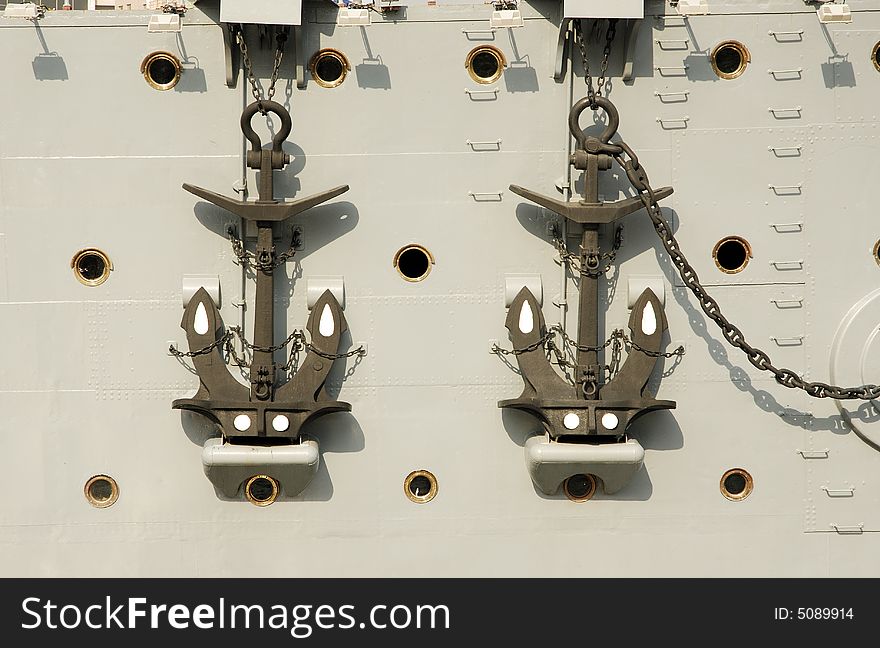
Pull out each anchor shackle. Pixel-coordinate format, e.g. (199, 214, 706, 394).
(241, 100, 292, 170)
(568, 96, 619, 151)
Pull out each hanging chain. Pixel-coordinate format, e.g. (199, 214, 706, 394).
(169, 327, 366, 375)
(574, 18, 618, 106)
(608, 138, 880, 400)
(234, 26, 287, 114)
(554, 226, 623, 277)
(491, 325, 685, 384)
(227, 226, 300, 272)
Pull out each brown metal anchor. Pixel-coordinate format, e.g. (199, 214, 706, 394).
(500, 96, 676, 438)
(173, 100, 352, 441)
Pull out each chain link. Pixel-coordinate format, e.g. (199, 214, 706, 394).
(227, 226, 300, 272)
(610, 140, 880, 400)
(169, 327, 366, 376)
(491, 325, 685, 384)
(160, 2, 187, 14)
(554, 226, 622, 277)
(574, 18, 618, 106)
(234, 26, 287, 114)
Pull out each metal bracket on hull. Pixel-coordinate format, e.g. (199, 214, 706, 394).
(502, 96, 676, 495)
(173, 100, 352, 500)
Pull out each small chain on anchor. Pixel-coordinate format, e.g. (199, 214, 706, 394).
(227, 225, 300, 272)
(169, 327, 366, 374)
(234, 25, 287, 114)
(553, 226, 623, 277)
(574, 18, 618, 105)
(606, 133, 880, 400)
(491, 325, 685, 383)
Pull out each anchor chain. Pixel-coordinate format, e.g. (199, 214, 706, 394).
(234, 26, 287, 114)
(607, 133, 880, 400)
(574, 18, 618, 105)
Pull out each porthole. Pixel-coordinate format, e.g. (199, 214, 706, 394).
(310, 49, 350, 88)
(245, 474, 279, 507)
(71, 248, 112, 286)
(873, 239, 880, 265)
(712, 236, 751, 274)
(404, 470, 438, 504)
(563, 474, 597, 502)
(84, 474, 119, 508)
(465, 45, 506, 84)
(711, 41, 750, 80)
(873, 42, 880, 72)
(141, 51, 182, 91)
(720, 468, 753, 501)
(393, 244, 434, 282)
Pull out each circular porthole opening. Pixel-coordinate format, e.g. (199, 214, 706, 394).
(873, 239, 880, 265)
(711, 41, 750, 79)
(713, 236, 751, 274)
(141, 51, 182, 90)
(71, 248, 112, 286)
(563, 473, 597, 502)
(720, 468, 753, 501)
(84, 475, 119, 508)
(404, 470, 438, 504)
(310, 49, 350, 88)
(466, 45, 506, 84)
(393, 244, 434, 282)
(245, 475, 279, 506)
(873, 42, 880, 72)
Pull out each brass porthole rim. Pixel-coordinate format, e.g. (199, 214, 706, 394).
(71, 248, 113, 286)
(710, 40, 750, 80)
(404, 470, 438, 504)
(309, 48, 351, 88)
(720, 468, 754, 501)
(465, 45, 507, 84)
(712, 236, 752, 274)
(84, 474, 119, 509)
(140, 51, 182, 91)
(244, 474, 280, 507)
(393, 244, 435, 282)
(873, 42, 880, 72)
(563, 473, 597, 502)
(873, 239, 880, 265)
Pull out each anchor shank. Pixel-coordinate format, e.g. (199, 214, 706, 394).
(576, 225, 601, 394)
(251, 221, 277, 400)
(258, 150, 274, 202)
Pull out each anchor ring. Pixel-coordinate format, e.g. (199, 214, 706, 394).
(582, 381, 598, 398)
(254, 381, 271, 401)
(569, 96, 619, 150)
(241, 100, 292, 168)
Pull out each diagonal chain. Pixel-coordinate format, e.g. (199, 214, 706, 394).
(609, 139, 880, 400)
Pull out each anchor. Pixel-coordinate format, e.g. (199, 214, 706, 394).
(173, 100, 352, 456)
(501, 97, 676, 495)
